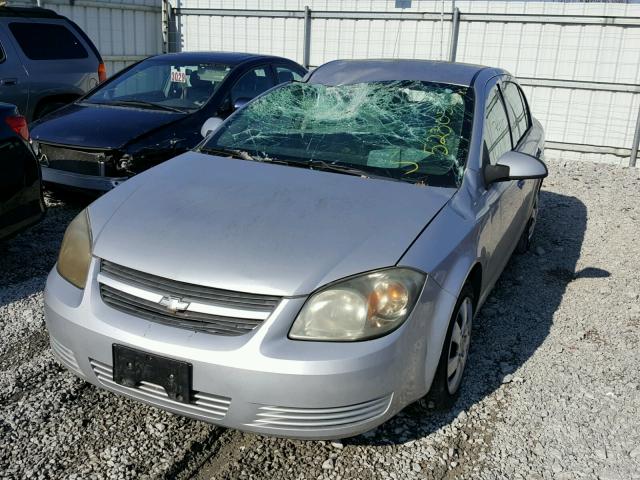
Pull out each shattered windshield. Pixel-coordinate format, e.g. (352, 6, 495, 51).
(202, 80, 474, 187)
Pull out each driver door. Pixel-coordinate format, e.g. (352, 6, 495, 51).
(479, 81, 521, 289)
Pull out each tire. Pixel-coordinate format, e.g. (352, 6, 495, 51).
(425, 284, 474, 409)
(515, 189, 540, 254)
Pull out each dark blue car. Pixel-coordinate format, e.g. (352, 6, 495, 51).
(30, 52, 306, 192)
(0, 102, 44, 240)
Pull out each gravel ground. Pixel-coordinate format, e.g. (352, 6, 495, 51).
(1, 159, 639, 480)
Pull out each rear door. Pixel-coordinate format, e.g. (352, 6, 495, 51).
(0, 23, 29, 115)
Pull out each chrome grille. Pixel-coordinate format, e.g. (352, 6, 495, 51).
(247, 395, 392, 432)
(99, 260, 281, 336)
(90, 359, 230, 421)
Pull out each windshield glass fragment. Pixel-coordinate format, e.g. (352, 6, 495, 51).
(204, 80, 474, 187)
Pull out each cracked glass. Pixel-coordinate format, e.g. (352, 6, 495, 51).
(204, 80, 474, 187)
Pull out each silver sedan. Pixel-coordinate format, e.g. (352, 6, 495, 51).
(44, 59, 547, 440)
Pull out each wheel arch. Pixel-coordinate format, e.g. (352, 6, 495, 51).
(32, 93, 81, 120)
(435, 254, 485, 310)
(467, 262, 483, 311)
(421, 259, 484, 396)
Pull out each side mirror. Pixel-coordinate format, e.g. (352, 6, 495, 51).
(201, 117, 224, 138)
(484, 151, 548, 185)
(233, 97, 251, 111)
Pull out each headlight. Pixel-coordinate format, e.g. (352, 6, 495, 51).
(289, 268, 426, 341)
(30, 140, 39, 156)
(57, 209, 93, 289)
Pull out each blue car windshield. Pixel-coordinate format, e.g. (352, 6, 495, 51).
(85, 60, 232, 112)
(202, 80, 474, 187)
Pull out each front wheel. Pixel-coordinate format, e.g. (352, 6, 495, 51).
(425, 284, 474, 409)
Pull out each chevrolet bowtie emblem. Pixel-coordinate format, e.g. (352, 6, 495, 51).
(159, 296, 190, 313)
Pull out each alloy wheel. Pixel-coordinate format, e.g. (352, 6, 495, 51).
(446, 297, 473, 394)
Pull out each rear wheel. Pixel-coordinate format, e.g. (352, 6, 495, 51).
(515, 190, 539, 254)
(425, 284, 474, 409)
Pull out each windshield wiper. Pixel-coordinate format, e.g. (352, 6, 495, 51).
(199, 146, 255, 161)
(107, 100, 185, 113)
(309, 159, 421, 183)
(199, 149, 417, 183)
(307, 160, 372, 178)
(200, 148, 304, 165)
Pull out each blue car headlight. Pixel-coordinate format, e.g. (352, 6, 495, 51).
(289, 268, 426, 341)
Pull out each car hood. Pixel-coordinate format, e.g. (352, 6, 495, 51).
(31, 103, 187, 149)
(91, 152, 455, 296)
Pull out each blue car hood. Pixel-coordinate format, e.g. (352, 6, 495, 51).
(90, 152, 455, 296)
(31, 103, 186, 149)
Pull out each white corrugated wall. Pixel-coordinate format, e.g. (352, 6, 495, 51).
(172, 0, 640, 165)
(8, 0, 163, 75)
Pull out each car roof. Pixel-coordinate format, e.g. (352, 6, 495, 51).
(308, 59, 505, 87)
(0, 6, 64, 19)
(147, 51, 291, 67)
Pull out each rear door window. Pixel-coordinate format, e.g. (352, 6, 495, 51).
(501, 82, 530, 145)
(9, 22, 88, 60)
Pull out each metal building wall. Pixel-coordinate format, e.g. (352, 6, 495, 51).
(172, 0, 640, 165)
(173, 1, 454, 64)
(8, 0, 163, 75)
(453, 1, 640, 164)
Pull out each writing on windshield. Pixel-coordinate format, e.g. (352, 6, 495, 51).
(205, 80, 474, 187)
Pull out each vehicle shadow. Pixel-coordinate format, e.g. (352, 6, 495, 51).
(0, 189, 88, 306)
(347, 189, 603, 446)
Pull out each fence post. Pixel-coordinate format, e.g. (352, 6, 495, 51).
(449, 7, 460, 62)
(303, 6, 312, 69)
(630, 105, 640, 167)
(162, 0, 169, 53)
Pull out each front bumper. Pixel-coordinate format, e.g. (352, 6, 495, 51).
(42, 166, 128, 192)
(44, 260, 451, 439)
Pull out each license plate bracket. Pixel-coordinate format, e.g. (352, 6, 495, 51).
(112, 344, 192, 404)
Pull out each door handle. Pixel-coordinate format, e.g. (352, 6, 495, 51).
(0, 78, 18, 86)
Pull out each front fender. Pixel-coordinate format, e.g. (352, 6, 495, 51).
(421, 277, 458, 391)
